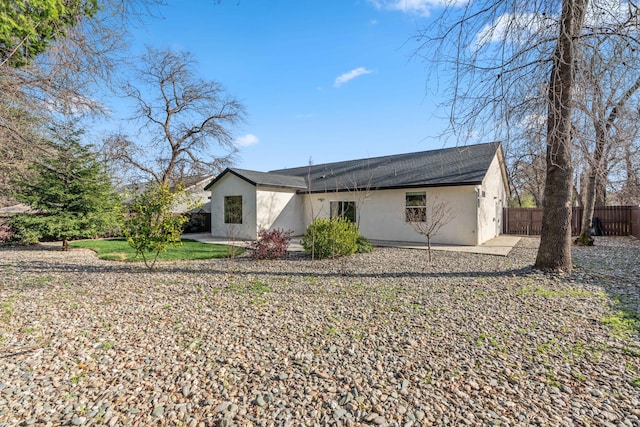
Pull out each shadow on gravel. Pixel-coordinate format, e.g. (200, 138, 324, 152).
(4, 257, 536, 279)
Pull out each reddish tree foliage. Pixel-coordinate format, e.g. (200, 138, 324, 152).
(250, 228, 293, 260)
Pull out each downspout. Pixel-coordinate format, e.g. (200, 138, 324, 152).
(475, 186, 481, 246)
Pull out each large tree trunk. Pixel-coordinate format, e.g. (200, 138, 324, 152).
(535, 0, 588, 271)
(579, 126, 606, 243)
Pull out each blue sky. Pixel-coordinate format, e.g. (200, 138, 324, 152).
(104, 1, 460, 172)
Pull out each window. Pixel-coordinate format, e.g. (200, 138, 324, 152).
(224, 195, 242, 224)
(405, 192, 426, 222)
(330, 201, 356, 222)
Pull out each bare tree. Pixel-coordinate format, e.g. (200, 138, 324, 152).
(104, 47, 246, 187)
(507, 32, 640, 217)
(0, 0, 163, 201)
(406, 194, 455, 262)
(223, 196, 243, 276)
(534, 0, 588, 270)
(616, 141, 640, 204)
(341, 159, 376, 228)
(573, 41, 640, 243)
(304, 159, 327, 261)
(508, 130, 547, 208)
(413, 0, 640, 270)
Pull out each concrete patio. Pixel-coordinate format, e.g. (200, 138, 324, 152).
(183, 233, 522, 257)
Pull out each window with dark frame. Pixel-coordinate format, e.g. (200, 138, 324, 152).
(405, 192, 426, 222)
(224, 195, 242, 224)
(330, 201, 356, 223)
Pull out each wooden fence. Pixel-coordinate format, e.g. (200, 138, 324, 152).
(503, 206, 640, 238)
(632, 208, 640, 239)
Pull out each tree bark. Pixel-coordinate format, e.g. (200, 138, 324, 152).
(595, 173, 607, 206)
(535, 0, 588, 271)
(622, 144, 640, 204)
(581, 76, 640, 236)
(579, 126, 606, 242)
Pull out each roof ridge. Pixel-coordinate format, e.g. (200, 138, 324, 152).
(268, 141, 500, 173)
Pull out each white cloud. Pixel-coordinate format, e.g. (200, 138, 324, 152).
(474, 0, 636, 49)
(234, 134, 259, 147)
(369, 0, 463, 17)
(474, 12, 554, 48)
(334, 67, 373, 87)
(585, 0, 633, 27)
(44, 94, 105, 116)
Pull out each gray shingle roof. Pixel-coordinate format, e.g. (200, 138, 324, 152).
(204, 168, 307, 190)
(271, 142, 502, 193)
(205, 142, 502, 193)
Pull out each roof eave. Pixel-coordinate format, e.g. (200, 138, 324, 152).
(257, 184, 308, 191)
(296, 181, 484, 194)
(204, 168, 258, 190)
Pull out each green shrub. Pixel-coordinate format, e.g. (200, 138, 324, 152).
(301, 217, 359, 259)
(356, 235, 373, 253)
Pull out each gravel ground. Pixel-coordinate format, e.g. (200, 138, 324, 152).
(0, 237, 639, 427)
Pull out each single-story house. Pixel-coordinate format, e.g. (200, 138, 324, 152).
(204, 142, 509, 246)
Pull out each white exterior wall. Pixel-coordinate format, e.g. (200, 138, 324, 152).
(209, 150, 508, 245)
(477, 153, 508, 244)
(210, 174, 257, 240)
(256, 187, 305, 235)
(303, 186, 479, 245)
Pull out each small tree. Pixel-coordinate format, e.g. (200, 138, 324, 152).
(121, 183, 188, 269)
(9, 122, 120, 250)
(406, 194, 455, 262)
(249, 228, 292, 260)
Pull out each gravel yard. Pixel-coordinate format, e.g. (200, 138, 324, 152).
(1, 237, 639, 426)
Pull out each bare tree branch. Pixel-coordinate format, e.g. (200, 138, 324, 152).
(406, 194, 455, 263)
(105, 47, 246, 187)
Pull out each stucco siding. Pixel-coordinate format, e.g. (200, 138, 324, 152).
(207, 146, 508, 245)
(256, 187, 304, 234)
(210, 174, 257, 240)
(477, 153, 508, 244)
(303, 186, 479, 245)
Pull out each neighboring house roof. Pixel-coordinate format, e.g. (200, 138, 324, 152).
(193, 200, 211, 213)
(119, 175, 216, 201)
(205, 142, 505, 193)
(204, 168, 307, 190)
(178, 175, 216, 190)
(0, 203, 34, 215)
